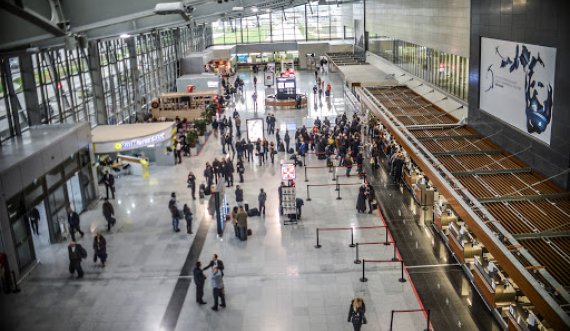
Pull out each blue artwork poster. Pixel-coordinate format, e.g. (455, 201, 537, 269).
(479, 37, 556, 145)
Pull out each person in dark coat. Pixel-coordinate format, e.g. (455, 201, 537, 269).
(193, 261, 207, 304)
(68, 241, 86, 278)
(187, 171, 196, 200)
(284, 131, 291, 152)
(347, 298, 367, 331)
(92, 232, 107, 267)
(365, 184, 376, 214)
(183, 204, 193, 234)
(258, 188, 267, 216)
(235, 185, 244, 205)
(225, 160, 234, 187)
(356, 185, 367, 213)
(67, 206, 84, 241)
(102, 198, 115, 232)
(237, 159, 245, 183)
(102, 171, 115, 199)
(29, 207, 40, 235)
(246, 140, 254, 163)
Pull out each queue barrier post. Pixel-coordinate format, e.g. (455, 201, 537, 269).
(304, 166, 309, 182)
(360, 260, 368, 282)
(425, 309, 431, 331)
(314, 228, 321, 248)
(336, 184, 342, 200)
(392, 243, 398, 261)
(303, 154, 306, 167)
(389, 310, 395, 331)
(349, 228, 355, 247)
(332, 166, 336, 181)
(399, 260, 406, 283)
(354, 243, 361, 264)
(306, 185, 311, 201)
(384, 228, 390, 245)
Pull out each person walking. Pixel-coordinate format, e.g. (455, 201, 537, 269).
(102, 171, 115, 199)
(68, 241, 86, 279)
(235, 185, 244, 205)
(187, 172, 196, 200)
(193, 261, 207, 305)
(252, 91, 258, 112)
(92, 232, 107, 267)
(102, 198, 115, 232)
(347, 298, 367, 331)
(236, 206, 248, 241)
(258, 188, 267, 216)
(269, 141, 276, 164)
(210, 266, 226, 311)
(183, 204, 193, 234)
(67, 206, 84, 241)
(29, 207, 40, 235)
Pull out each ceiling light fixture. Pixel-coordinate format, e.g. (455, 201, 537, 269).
(251, 6, 258, 12)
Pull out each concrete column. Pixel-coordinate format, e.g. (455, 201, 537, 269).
(19, 54, 43, 126)
(1, 59, 22, 135)
(0, 194, 20, 282)
(87, 41, 107, 125)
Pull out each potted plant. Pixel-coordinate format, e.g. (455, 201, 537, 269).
(186, 129, 198, 154)
(194, 119, 207, 136)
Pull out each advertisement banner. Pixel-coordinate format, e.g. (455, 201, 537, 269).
(479, 37, 556, 145)
(246, 118, 265, 142)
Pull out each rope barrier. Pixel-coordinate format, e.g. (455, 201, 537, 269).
(390, 308, 432, 331)
(314, 226, 388, 248)
(360, 259, 406, 283)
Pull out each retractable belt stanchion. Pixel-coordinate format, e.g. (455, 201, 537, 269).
(314, 226, 386, 249)
(353, 240, 397, 264)
(359, 258, 405, 283)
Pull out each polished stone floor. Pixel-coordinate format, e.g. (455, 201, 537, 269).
(1, 68, 447, 331)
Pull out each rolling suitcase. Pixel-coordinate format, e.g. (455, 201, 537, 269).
(247, 229, 252, 236)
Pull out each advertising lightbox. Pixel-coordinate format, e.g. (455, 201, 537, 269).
(479, 37, 556, 145)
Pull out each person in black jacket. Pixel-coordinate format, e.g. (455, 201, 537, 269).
(187, 171, 196, 200)
(102, 198, 115, 232)
(102, 171, 115, 199)
(93, 232, 107, 267)
(235, 186, 244, 205)
(68, 241, 86, 278)
(236, 159, 245, 183)
(29, 207, 40, 235)
(67, 206, 84, 241)
(347, 297, 367, 331)
(193, 261, 207, 304)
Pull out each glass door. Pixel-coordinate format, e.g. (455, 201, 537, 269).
(6, 195, 36, 272)
(46, 186, 67, 243)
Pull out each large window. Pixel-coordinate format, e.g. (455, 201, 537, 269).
(211, 2, 349, 45)
(368, 35, 469, 101)
(1, 24, 208, 143)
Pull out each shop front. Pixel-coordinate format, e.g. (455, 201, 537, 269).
(91, 123, 177, 176)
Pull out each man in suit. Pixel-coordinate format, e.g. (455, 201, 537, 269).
(203, 254, 225, 276)
(193, 261, 207, 305)
(67, 206, 84, 241)
(68, 241, 86, 278)
(103, 171, 115, 199)
(102, 198, 115, 232)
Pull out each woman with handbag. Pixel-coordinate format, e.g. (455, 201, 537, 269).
(347, 297, 367, 331)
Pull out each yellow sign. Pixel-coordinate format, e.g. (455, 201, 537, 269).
(114, 143, 122, 151)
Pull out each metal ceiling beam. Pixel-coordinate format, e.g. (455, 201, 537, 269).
(478, 193, 570, 204)
(406, 123, 463, 130)
(431, 149, 502, 156)
(452, 167, 532, 177)
(0, 0, 66, 36)
(416, 133, 481, 141)
(513, 232, 570, 240)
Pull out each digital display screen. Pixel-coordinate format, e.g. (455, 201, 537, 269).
(284, 82, 295, 88)
(277, 83, 285, 89)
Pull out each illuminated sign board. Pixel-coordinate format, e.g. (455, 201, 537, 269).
(117, 132, 167, 150)
(281, 163, 296, 180)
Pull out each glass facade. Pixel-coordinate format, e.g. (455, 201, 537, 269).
(211, 1, 351, 45)
(368, 35, 469, 101)
(0, 24, 208, 143)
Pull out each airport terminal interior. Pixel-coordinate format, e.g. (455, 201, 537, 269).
(0, 1, 569, 330)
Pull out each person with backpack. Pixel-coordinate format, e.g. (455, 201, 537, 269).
(92, 232, 107, 268)
(347, 298, 367, 331)
(235, 186, 244, 205)
(68, 241, 87, 279)
(258, 188, 267, 216)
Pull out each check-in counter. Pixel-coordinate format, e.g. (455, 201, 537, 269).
(473, 256, 517, 309)
(434, 206, 457, 232)
(447, 223, 482, 264)
(413, 183, 435, 206)
(403, 168, 420, 190)
(507, 304, 547, 331)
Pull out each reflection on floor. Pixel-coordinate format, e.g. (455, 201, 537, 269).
(0, 68, 493, 331)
